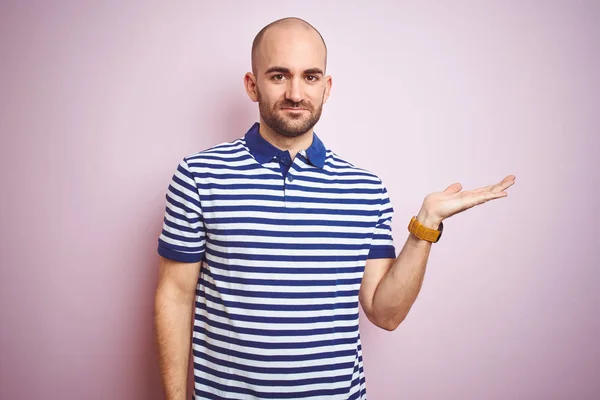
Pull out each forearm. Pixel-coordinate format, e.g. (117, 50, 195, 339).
(372, 211, 440, 330)
(154, 287, 195, 400)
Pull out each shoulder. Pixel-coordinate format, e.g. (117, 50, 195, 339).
(183, 137, 247, 164)
(324, 149, 384, 186)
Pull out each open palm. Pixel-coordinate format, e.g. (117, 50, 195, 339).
(423, 175, 516, 221)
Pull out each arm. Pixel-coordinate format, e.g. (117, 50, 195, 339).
(154, 256, 201, 400)
(360, 175, 516, 331)
(359, 210, 438, 331)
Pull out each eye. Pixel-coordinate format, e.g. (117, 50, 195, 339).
(272, 74, 285, 81)
(306, 75, 319, 82)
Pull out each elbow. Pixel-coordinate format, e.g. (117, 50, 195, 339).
(364, 304, 408, 331)
(154, 284, 195, 315)
(379, 321, 399, 332)
(378, 315, 407, 332)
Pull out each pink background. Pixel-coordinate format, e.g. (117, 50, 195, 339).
(1, 1, 598, 399)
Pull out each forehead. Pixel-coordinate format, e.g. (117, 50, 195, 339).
(257, 26, 326, 73)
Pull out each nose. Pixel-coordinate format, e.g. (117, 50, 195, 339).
(285, 77, 304, 103)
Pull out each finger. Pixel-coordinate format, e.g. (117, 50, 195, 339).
(475, 176, 515, 193)
(474, 184, 494, 193)
(443, 182, 462, 194)
(500, 176, 516, 190)
(487, 191, 508, 199)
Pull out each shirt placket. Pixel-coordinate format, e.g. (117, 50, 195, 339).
(280, 150, 300, 208)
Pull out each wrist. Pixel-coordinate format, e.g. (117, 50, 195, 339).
(416, 208, 442, 230)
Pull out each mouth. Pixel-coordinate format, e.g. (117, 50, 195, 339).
(281, 107, 308, 112)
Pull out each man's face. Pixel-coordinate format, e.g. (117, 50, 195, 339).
(256, 84, 324, 138)
(250, 26, 331, 137)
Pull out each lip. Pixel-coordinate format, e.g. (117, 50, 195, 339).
(281, 108, 308, 112)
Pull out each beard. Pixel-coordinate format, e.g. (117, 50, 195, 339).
(257, 89, 324, 138)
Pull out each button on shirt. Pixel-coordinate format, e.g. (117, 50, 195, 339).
(157, 122, 396, 400)
(276, 150, 291, 178)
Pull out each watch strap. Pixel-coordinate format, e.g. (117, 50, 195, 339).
(408, 216, 443, 243)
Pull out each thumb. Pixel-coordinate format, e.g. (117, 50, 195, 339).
(443, 182, 462, 193)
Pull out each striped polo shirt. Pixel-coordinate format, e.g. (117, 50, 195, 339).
(157, 122, 396, 399)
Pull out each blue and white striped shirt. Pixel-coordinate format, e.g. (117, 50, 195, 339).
(157, 122, 396, 399)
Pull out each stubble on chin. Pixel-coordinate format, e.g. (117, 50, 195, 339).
(262, 105, 322, 138)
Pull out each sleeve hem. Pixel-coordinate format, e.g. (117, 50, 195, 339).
(367, 246, 396, 260)
(157, 244, 203, 263)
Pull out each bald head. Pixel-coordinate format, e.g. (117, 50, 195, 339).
(251, 17, 327, 75)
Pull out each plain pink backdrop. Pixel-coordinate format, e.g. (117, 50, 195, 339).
(1, 1, 598, 399)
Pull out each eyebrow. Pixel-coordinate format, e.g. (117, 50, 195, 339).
(264, 66, 324, 75)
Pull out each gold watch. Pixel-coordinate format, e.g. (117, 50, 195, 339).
(408, 216, 444, 243)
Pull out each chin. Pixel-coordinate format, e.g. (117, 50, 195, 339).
(285, 120, 309, 130)
(281, 125, 310, 137)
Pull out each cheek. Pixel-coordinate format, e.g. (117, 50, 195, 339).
(308, 85, 326, 100)
(260, 87, 285, 105)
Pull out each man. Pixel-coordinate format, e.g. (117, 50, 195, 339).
(154, 17, 515, 400)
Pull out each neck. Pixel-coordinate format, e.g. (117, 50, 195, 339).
(258, 119, 313, 160)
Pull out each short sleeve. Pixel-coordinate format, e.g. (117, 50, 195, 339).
(367, 180, 396, 259)
(157, 158, 206, 263)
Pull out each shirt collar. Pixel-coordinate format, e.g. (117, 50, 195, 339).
(244, 122, 326, 169)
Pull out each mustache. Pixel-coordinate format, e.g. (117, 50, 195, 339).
(279, 101, 311, 110)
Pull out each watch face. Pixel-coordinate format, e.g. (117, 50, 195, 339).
(435, 222, 444, 243)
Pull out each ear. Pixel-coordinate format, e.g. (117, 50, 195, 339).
(244, 72, 259, 102)
(322, 75, 333, 105)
